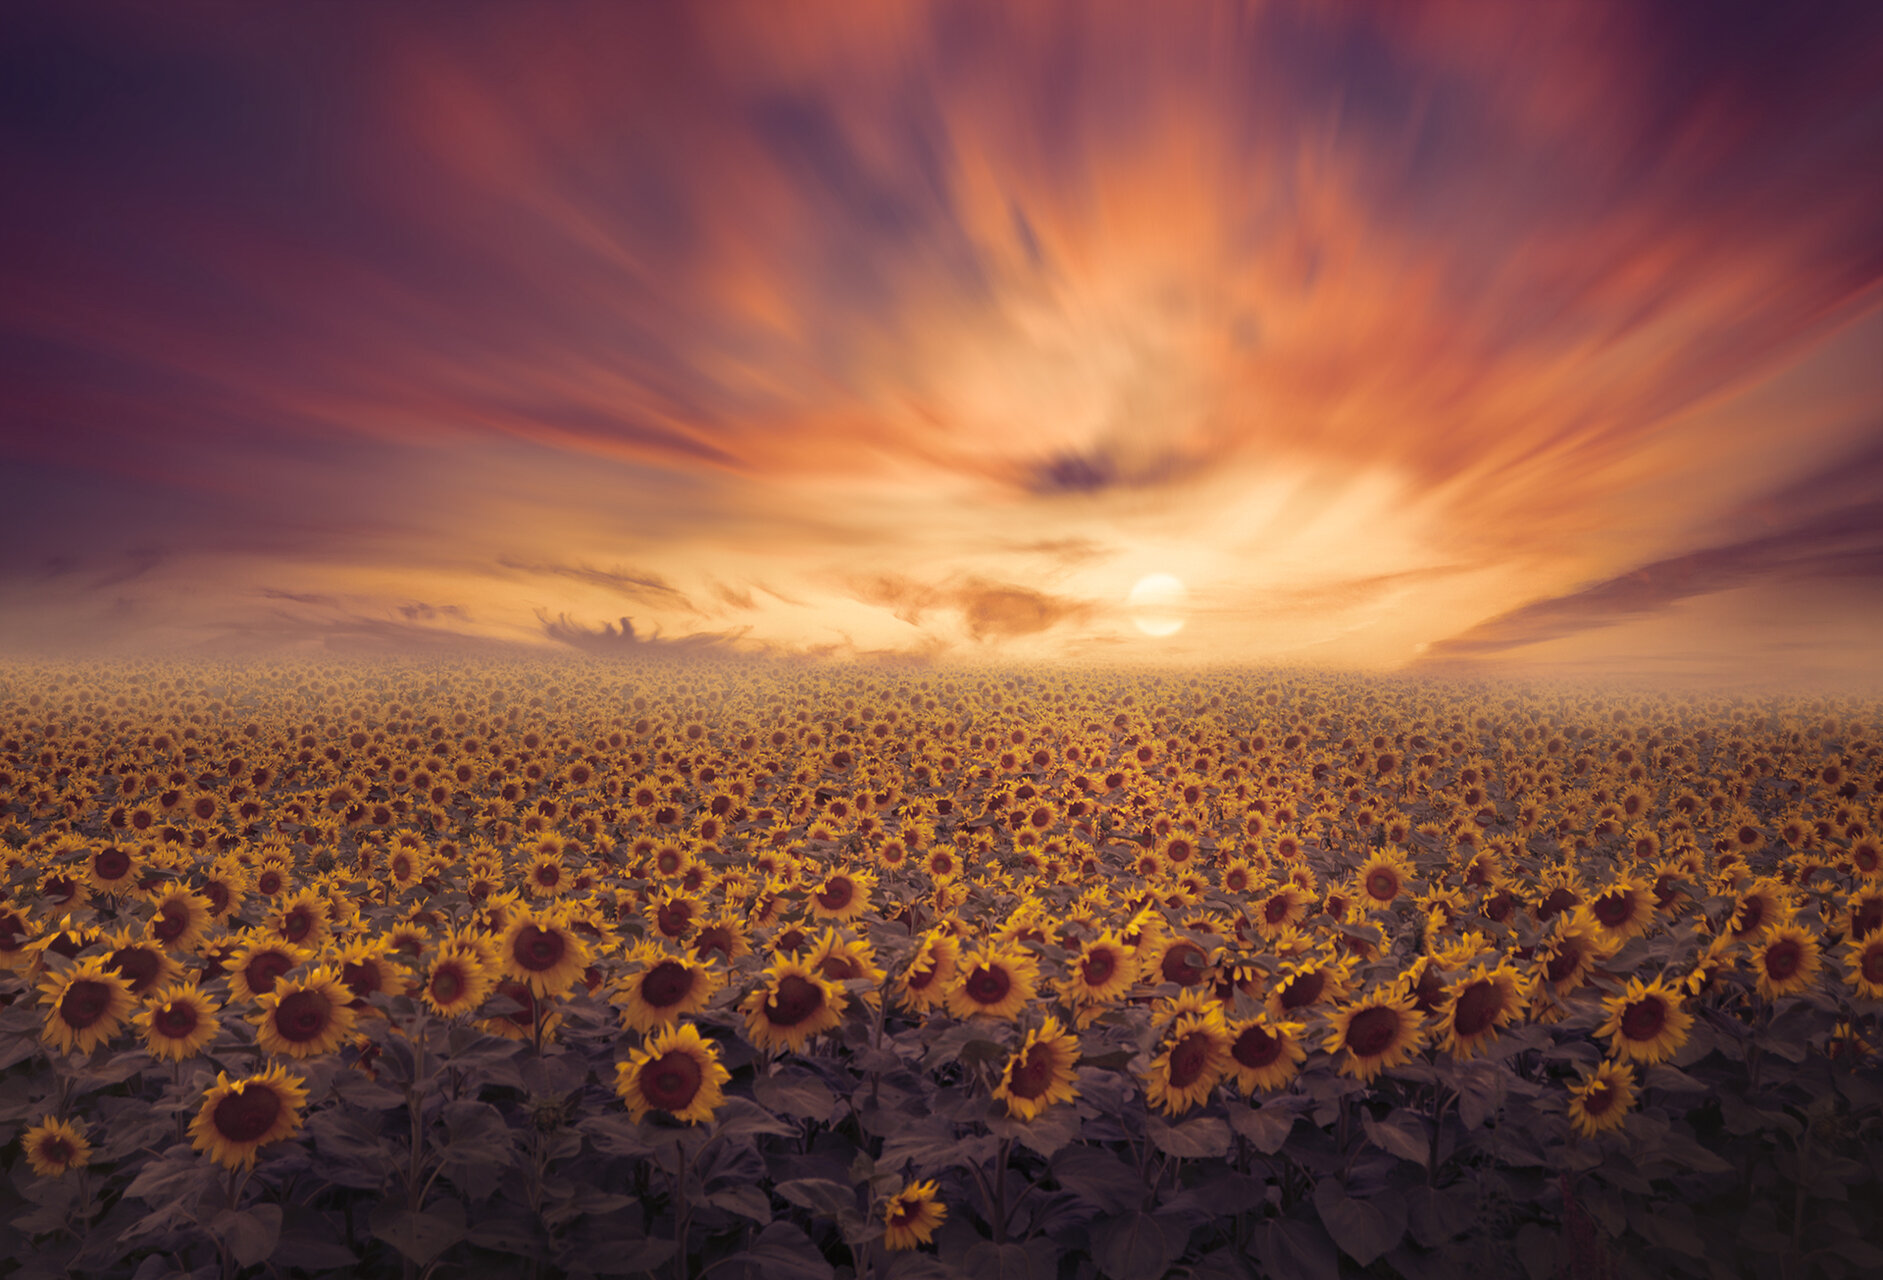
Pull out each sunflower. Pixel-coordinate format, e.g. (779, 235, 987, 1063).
(896, 929, 960, 1013)
(689, 913, 752, 964)
(135, 980, 222, 1060)
(614, 946, 722, 1033)
(741, 956, 846, 1053)
(423, 940, 497, 1016)
(40, 957, 135, 1055)
(103, 927, 183, 997)
(615, 1022, 731, 1125)
(1145, 1010, 1232, 1115)
(1325, 988, 1426, 1082)
(0, 905, 34, 971)
(481, 979, 562, 1043)
(946, 946, 1040, 1021)
(808, 929, 885, 1008)
(1725, 878, 1789, 942)
(1535, 910, 1607, 999)
(147, 886, 213, 952)
(22, 1117, 91, 1178)
(86, 843, 140, 894)
(1566, 1060, 1637, 1138)
(646, 890, 703, 944)
(1144, 936, 1215, 989)
(267, 889, 331, 951)
(1585, 876, 1656, 946)
(254, 965, 358, 1059)
(1061, 931, 1135, 1006)
(1437, 963, 1530, 1059)
(1251, 882, 1311, 940)
(1597, 976, 1694, 1065)
(189, 1064, 309, 1171)
(882, 1180, 947, 1252)
(808, 867, 876, 923)
(227, 938, 311, 1004)
(1752, 923, 1822, 1000)
(1265, 954, 1349, 1018)
(499, 908, 590, 999)
(992, 1016, 1080, 1121)
(1356, 850, 1412, 907)
(333, 939, 411, 1008)
(1226, 1015, 1307, 1094)
(523, 848, 569, 898)
(1843, 935, 1883, 1000)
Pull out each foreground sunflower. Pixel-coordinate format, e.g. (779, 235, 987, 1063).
(1145, 1010, 1232, 1115)
(1437, 963, 1530, 1059)
(1060, 930, 1135, 1006)
(147, 886, 213, 952)
(1566, 1060, 1638, 1138)
(499, 908, 590, 999)
(1226, 1015, 1308, 1095)
(1751, 923, 1822, 1000)
(22, 1117, 91, 1178)
(253, 965, 358, 1058)
(808, 929, 886, 1008)
(1325, 987, 1426, 1082)
(226, 938, 311, 1003)
(40, 957, 135, 1055)
(134, 980, 221, 1061)
(946, 946, 1040, 1021)
(882, 1180, 947, 1252)
(1846, 935, 1883, 1000)
(423, 940, 497, 1016)
(615, 1022, 731, 1125)
(189, 1064, 309, 1171)
(1596, 976, 1694, 1065)
(895, 929, 960, 1013)
(1356, 849, 1413, 907)
(614, 946, 722, 1032)
(741, 956, 846, 1053)
(992, 1016, 1081, 1121)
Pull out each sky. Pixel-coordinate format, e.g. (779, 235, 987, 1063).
(3, 1, 1881, 682)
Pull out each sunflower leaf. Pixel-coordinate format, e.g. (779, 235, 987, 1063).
(1091, 1210, 1180, 1280)
(369, 1201, 466, 1267)
(1147, 1112, 1230, 1159)
(1312, 1181, 1405, 1267)
(209, 1206, 281, 1270)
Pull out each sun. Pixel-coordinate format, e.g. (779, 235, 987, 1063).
(1128, 573, 1187, 637)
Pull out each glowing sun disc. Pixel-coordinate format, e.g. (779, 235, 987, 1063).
(1127, 573, 1187, 637)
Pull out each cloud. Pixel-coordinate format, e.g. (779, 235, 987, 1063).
(537, 612, 747, 658)
(497, 558, 698, 611)
(850, 574, 1094, 641)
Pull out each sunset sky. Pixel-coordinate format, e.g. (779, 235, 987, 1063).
(3, 2, 1881, 682)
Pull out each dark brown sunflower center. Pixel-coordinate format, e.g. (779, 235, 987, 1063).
(1366, 871, 1398, 901)
(694, 926, 735, 959)
(816, 879, 855, 911)
(1166, 1030, 1214, 1088)
(256, 872, 282, 896)
(1412, 966, 1446, 1013)
(281, 908, 316, 942)
(94, 848, 132, 881)
(765, 974, 825, 1027)
(1006, 1042, 1056, 1100)
(430, 964, 466, 1002)
(641, 961, 697, 1008)
(513, 926, 567, 971)
(1538, 888, 1578, 922)
(1763, 939, 1802, 980)
(342, 961, 381, 997)
(964, 964, 1013, 1006)
(1620, 997, 1666, 1042)
(1162, 945, 1207, 985)
(37, 1134, 76, 1164)
(1081, 949, 1118, 987)
(1861, 946, 1883, 984)
(60, 979, 115, 1030)
(1545, 941, 1585, 985)
(1581, 1082, 1617, 1115)
(110, 947, 164, 993)
(535, 864, 560, 886)
(1452, 981, 1503, 1037)
(642, 1051, 703, 1109)
(1232, 1025, 1283, 1069)
(153, 1001, 201, 1038)
(1732, 899, 1767, 936)
(1592, 892, 1635, 927)
(657, 902, 694, 938)
(274, 990, 333, 1042)
(1345, 1006, 1402, 1058)
(1277, 969, 1325, 1010)
(818, 955, 859, 982)
(213, 1086, 283, 1143)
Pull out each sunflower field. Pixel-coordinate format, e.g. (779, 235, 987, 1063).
(2, 659, 1881, 1280)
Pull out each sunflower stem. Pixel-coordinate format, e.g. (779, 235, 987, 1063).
(672, 1137, 692, 1280)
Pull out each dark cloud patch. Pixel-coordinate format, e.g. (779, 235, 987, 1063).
(538, 612, 746, 658)
(1421, 496, 1883, 663)
(851, 574, 1093, 641)
(396, 600, 467, 621)
(498, 558, 697, 611)
(260, 588, 340, 608)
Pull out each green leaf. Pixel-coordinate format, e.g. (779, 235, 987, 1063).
(717, 1221, 835, 1280)
(1361, 1110, 1430, 1164)
(776, 1178, 858, 1217)
(716, 1096, 799, 1138)
(1405, 1184, 1478, 1248)
(1255, 1219, 1339, 1280)
(754, 1070, 837, 1122)
(209, 1206, 281, 1270)
(369, 1201, 467, 1267)
(1051, 1145, 1146, 1215)
(1313, 1181, 1405, 1267)
(985, 1100, 1083, 1157)
(1226, 1103, 1295, 1155)
(1091, 1210, 1178, 1280)
(962, 1241, 1043, 1280)
(709, 1183, 775, 1223)
(1147, 1112, 1230, 1159)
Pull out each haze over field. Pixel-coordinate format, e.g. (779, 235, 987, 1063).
(2, 2, 1881, 684)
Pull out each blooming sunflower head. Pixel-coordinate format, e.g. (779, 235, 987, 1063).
(1843, 934, 1883, 1000)
(22, 1116, 91, 1178)
(741, 956, 846, 1054)
(1062, 931, 1135, 1006)
(39, 956, 136, 1056)
(1585, 876, 1655, 946)
(227, 937, 312, 1004)
(1752, 922, 1822, 1000)
(134, 979, 221, 1061)
(614, 945, 723, 1033)
(615, 1022, 731, 1125)
(1356, 850, 1412, 907)
(102, 927, 182, 997)
(253, 965, 358, 1059)
(896, 929, 960, 1013)
(1226, 1014, 1308, 1095)
(1566, 1059, 1637, 1139)
(499, 907, 590, 999)
(945, 946, 1040, 1021)
(189, 1064, 309, 1171)
(147, 886, 214, 951)
(993, 1016, 1081, 1121)
(1596, 975, 1694, 1065)
(882, 1180, 946, 1252)
(1437, 963, 1530, 1059)
(1145, 1008, 1232, 1115)
(1324, 988, 1426, 1082)
(808, 867, 876, 923)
